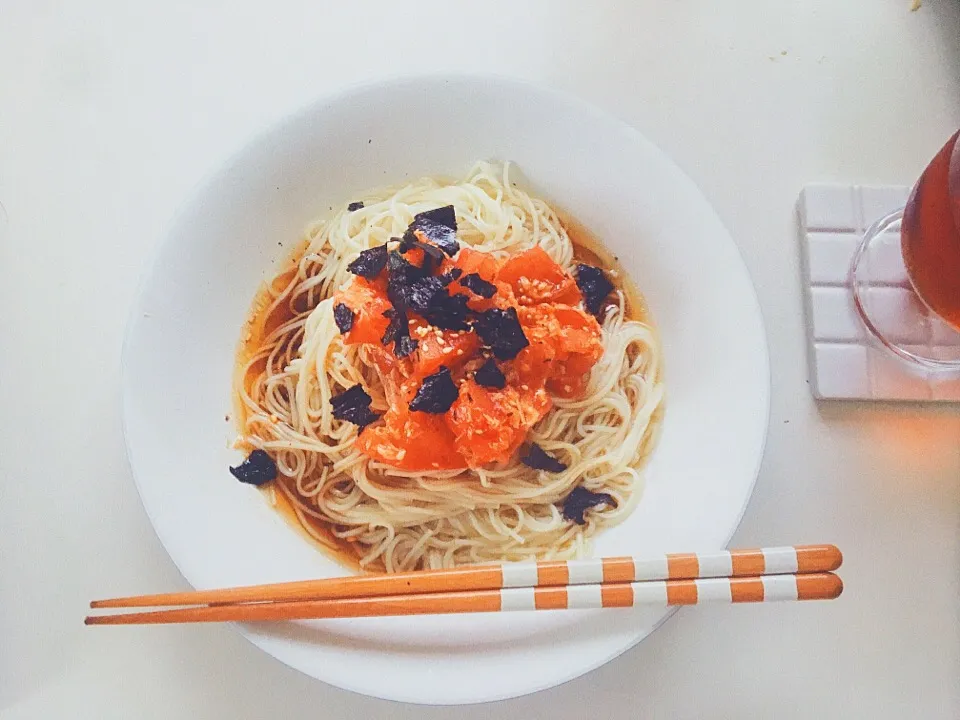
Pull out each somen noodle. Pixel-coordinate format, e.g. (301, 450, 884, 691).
(233, 162, 663, 572)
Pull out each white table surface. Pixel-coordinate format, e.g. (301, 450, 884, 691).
(2, 2, 959, 717)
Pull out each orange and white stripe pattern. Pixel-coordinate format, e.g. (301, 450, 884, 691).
(496, 573, 842, 612)
(500, 544, 840, 591)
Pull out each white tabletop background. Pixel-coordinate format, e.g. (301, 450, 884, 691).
(2, 1, 959, 718)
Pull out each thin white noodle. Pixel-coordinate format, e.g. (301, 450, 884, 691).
(234, 161, 664, 571)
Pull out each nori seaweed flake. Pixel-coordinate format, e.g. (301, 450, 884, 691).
(346, 244, 388, 279)
(347, 201, 364, 212)
(400, 276, 447, 315)
(408, 366, 458, 414)
(333, 303, 354, 334)
(229, 449, 277, 486)
(473, 358, 506, 389)
(381, 308, 418, 358)
(474, 307, 529, 360)
(330, 384, 381, 429)
(386, 250, 428, 309)
(460, 273, 496, 298)
(387, 248, 425, 280)
(406, 206, 459, 256)
(562, 486, 615, 525)
(575, 264, 615, 316)
(395, 334, 419, 358)
(521, 443, 568, 473)
(423, 292, 472, 331)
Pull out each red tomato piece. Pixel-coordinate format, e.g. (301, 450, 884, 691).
(333, 278, 392, 345)
(497, 246, 581, 306)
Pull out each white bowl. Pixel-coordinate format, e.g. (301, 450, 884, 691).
(123, 75, 769, 705)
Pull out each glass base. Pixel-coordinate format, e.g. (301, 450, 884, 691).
(850, 209, 960, 371)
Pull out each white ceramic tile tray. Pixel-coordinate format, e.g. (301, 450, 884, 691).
(798, 184, 960, 402)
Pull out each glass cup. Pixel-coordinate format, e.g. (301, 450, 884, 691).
(851, 130, 960, 371)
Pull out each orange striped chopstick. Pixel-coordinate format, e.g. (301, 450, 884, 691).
(89, 545, 841, 610)
(84, 572, 842, 625)
(91, 545, 840, 609)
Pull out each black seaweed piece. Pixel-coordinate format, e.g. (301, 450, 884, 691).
(521, 443, 568, 472)
(381, 308, 401, 344)
(460, 273, 496, 298)
(562, 486, 615, 525)
(439, 267, 463, 284)
(423, 292, 472, 331)
(575, 264, 615, 316)
(396, 234, 414, 253)
(333, 303, 354, 334)
(387, 248, 426, 281)
(386, 250, 428, 309)
(386, 245, 470, 330)
(473, 358, 506, 389)
(381, 308, 418, 358)
(406, 206, 459, 256)
(347, 201, 364, 212)
(346, 244, 389, 279)
(401, 276, 448, 315)
(386, 249, 428, 291)
(330, 384, 381, 429)
(473, 307, 529, 360)
(408, 366, 459, 414)
(229, 449, 278, 486)
(395, 335, 419, 358)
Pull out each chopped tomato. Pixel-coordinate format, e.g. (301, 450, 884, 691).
(547, 353, 598, 398)
(453, 247, 500, 281)
(518, 304, 603, 398)
(509, 340, 555, 391)
(334, 278, 391, 345)
(497, 246, 581, 306)
(413, 328, 480, 378)
(519, 304, 601, 354)
(439, 248, 506, 311)
(343, 242, 609, 471)
(356, 408, 466, 471)
(447, 380, 549, 466)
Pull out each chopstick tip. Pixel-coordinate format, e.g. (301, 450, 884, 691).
(827, 572, 843, 599)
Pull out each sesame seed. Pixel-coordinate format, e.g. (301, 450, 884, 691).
(442, 347, 453, 354)
(564, 384, 572, 392)
(456, 349, 464, 356)
(520, 384, 529, 391)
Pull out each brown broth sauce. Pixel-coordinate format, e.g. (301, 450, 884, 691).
(559, 211, 652, 326)
(233, 216, 658, 571)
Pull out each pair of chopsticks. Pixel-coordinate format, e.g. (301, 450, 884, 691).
(85, 544, 842, 626)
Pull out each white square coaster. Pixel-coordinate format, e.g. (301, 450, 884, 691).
(798, 184, 960, 403)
